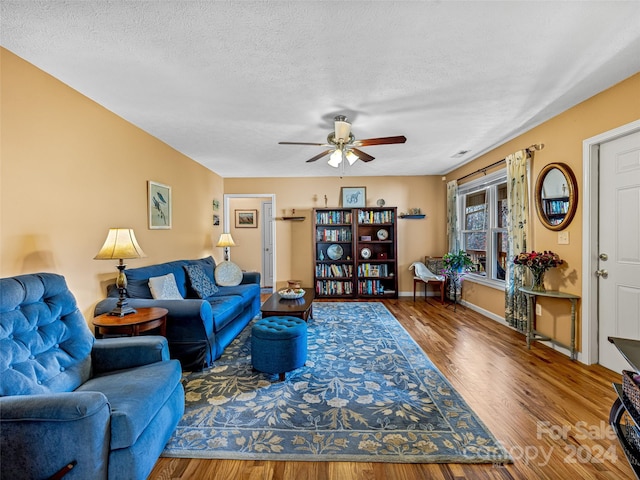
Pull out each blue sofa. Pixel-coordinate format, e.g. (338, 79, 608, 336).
(94, 256, 261, 371)
(0, 273, 184, 480)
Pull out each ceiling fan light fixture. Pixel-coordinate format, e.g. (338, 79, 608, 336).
(280, 115, 406, 168)
(328, 149, 343, 167)
(334, 117, 352, 143)
(345, 150, 359, 165)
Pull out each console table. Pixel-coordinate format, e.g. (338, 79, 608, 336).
(519, 287, 580, 360)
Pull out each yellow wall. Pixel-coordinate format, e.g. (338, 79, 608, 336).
(4, 44, 638, 351)
(447, 72, 640, 348)
(223, 176, 447, 291)
(1, 48, 227, 321)
(227, 197, 265, 275)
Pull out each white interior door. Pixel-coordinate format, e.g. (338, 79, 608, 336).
(261, 201, 274, 288)
(598, 130, 640, 373)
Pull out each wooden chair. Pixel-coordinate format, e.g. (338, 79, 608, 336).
(413, 256, 446, 304)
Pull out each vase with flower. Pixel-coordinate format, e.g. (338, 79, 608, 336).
(513, 250, 564, 292)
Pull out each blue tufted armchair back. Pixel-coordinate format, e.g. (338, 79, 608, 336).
(0, 273, 94, 396)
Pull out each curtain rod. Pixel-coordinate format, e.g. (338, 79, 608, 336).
(455, 143, 544, 182)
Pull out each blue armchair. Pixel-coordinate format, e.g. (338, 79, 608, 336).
(0, 273, 185, 480)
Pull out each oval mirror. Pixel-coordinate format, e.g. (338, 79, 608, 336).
(535, 162, 578, 231)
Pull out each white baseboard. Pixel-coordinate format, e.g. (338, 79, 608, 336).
(460, 300, 580, 362)
(399, 291, 441, 299)
(399, 292, 580, 361)
(459, 300, 506, 325)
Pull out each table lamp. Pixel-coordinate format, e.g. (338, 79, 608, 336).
(216, 233, 236, 261)
(94, 228, 147, 316)
(215, 232, 244, 286)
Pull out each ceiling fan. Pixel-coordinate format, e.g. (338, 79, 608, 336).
(278, 115, 407, 168)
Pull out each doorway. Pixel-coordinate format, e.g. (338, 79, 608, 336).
(223, 194, 276, 292)
(582, 119, 640, 369)
(261, 201, 274, 289)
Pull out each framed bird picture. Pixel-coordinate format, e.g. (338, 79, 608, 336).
(148, 181, 172, 229)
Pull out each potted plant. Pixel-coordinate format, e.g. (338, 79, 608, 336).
(442, 250, 474, 303)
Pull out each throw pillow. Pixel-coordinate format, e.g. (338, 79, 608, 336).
(184, 264, 219, 298)
(148, 273, 183, 300)
(214, 261, 243, 286)
(425, 258, 445, 276)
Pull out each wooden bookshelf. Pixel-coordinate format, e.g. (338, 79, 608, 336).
(313, 207, 398, 299)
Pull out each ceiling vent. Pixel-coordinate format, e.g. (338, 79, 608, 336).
(451, 150, 470, 159)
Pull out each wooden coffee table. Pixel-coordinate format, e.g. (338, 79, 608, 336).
(93, 307, 168, 338)
(260, 288, 315, 321)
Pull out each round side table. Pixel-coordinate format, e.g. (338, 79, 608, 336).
(93, 307, 168, 338)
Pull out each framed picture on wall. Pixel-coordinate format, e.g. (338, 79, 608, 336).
(235, 209, 258, 228)
(148, 181, 172, 229)
(341, 186, 366, 208)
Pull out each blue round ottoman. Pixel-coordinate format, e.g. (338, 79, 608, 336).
(252, 316, 307, 381)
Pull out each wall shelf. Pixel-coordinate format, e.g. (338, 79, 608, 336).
(399, 214, 425, 219)
(281, 216, 305, 221)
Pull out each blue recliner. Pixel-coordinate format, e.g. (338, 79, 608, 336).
(0, 273, 185, 480)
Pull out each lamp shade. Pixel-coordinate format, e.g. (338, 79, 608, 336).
(94, 228, 147, 260)
(328, 149, 343, 168)
(216, 233, 236, 248)
(345, 150, 359, 165)
(334, 118, 352, 142)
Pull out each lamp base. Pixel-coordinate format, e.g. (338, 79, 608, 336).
(108, 305, 137, 317)
(108, 288, 137, 316)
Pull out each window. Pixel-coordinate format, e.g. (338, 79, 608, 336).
(457, 170, 507, 283)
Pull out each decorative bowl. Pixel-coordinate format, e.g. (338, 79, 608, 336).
(327, 244, 343, 260)
(278, 288, 305, 299)
(376, 228, 389, 240)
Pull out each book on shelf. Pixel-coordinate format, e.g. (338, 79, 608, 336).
(357, 209, 394, 224)
(357, 263, 389, 277)
(316, 210, 353, 224)
(358, 279, 385, 295)
(316, 227, 352, 242)
(315, 264, 352, 278)
(315, 280, 353, 296)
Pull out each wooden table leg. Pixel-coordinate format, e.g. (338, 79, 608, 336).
(160, 316, 167, 336)
(570, 299, 576, 360)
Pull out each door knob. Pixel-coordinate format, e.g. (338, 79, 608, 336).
(599, 253, 609, 261)
(595, 269, 609, 278)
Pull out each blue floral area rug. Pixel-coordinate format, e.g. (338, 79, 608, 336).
(162, 302, 511, 463)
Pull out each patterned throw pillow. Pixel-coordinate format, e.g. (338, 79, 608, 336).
(148, 273, 183, 300)
(425, 257, 445, 276)
(184, 264, 219, 298)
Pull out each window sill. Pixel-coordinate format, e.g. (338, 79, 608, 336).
(463, 274, 505, 291)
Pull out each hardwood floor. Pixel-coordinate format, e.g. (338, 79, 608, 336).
(149, 298, 633, 479)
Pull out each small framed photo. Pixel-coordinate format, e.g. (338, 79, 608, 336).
(213, 214, 220, 226)
(148, 181, 172, 229)
(235, 209, 258, 228)
(341, 187, 366, 208)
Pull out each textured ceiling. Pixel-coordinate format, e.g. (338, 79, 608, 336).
(2, 1, 640, 178)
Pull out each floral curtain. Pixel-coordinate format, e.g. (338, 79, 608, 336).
(504, 150, 530, 330)
(446, 180, 459, 254)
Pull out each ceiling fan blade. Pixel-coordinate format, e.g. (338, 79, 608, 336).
(305, 149, 334, 163)
(279, 141, 326, 146)
(354, 135, 407, 147)
(351, 148, 375, 162)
